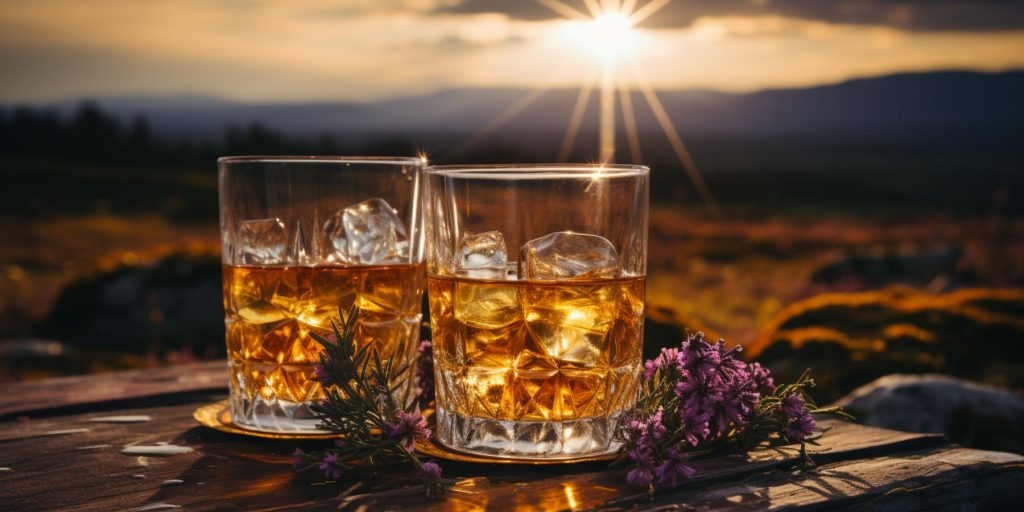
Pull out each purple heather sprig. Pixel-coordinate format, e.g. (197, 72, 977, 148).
(654, 448, 696, 486)
(669, 333, 760, 446)
(291, 306, 449, 498)
(388, 408, 432, 451)
(414, 340, 435, 408)
(780, 394, 816, 441)
(625, 447, 656, 486)
(618, 331, 849, 489)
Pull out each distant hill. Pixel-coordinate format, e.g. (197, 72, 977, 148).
(35, 70, 1023, 145)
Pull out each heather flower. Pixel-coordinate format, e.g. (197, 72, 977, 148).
(643, 359, 659, 379)
(626, 409, 667, 452)
(646, 409, 667, 441)
(671, 332, 765, 445)
(415, 340, 435, 408)
(626, 447, 656, 486)
(779, 393, 815, 441)
(319, 453, 344, 480)
(715, 340, 747, 376)
(620, 330, 844, 491)
(388, 408, 431, 451)
(654, 448, 696, 486)
(780, 394, 805, 418)
(310, 361, 338, 387)
(784, 411, 816, 441)
(419, 461, 442, 481)
(644, 347, 680, 378)
(291, 448, 307, 469)
(749, 362, 776, 394)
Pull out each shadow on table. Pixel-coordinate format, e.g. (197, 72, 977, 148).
(140, 425, 629, 510)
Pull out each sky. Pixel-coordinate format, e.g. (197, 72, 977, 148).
(1, 0, 1023, 103)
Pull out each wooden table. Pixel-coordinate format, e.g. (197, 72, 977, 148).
(2, 361, 1023, 511)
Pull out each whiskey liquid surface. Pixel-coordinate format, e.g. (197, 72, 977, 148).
(223, 264, 424, 411)
(429, 274, 644, 422)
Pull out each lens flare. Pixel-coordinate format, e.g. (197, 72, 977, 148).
(587, 13, 637, 62)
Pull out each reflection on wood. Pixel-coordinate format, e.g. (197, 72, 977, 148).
(0, 364, 1021, 511)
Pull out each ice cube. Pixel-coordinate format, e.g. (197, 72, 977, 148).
(455, 231, 507, 279)
(523, 285, 616, 368)
(521, 231, 619, 280)
(455, 282, 521, 329)
(238, 218, 287, 265)
(323, 198, 409, 265)
(321, 210, 350, 263)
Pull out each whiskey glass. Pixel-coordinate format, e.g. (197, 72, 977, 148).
(218, 156, 425, 432)
(424, 164, 649, 458)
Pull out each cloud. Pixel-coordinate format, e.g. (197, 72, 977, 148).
(437, 0, 1024, 32)
(1, 0, 1023, 102)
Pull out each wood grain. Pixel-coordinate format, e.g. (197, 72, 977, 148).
(1, 365, 1022, 511)
(0, 361, 226, 419)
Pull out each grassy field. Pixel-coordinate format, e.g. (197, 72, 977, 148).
(1, 157, 1022, 395)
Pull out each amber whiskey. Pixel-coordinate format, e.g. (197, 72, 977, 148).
(223, 263, 424, 431)
(429, 274, 644, 457)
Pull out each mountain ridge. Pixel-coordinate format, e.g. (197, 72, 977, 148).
(15, 69, 1023, 143)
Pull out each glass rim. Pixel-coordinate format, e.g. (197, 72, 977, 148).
(424, 163, 649, 179)
(218, 155, 426, 166)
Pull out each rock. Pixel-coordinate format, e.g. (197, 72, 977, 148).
(37, 251, 223, 356)
(835, 374, 1024, 453)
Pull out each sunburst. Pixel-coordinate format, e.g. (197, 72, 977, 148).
(459, 0, 720, 215)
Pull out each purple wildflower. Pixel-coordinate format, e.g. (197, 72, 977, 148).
(291, 448, 307, 469)
(419, 461, 442, 481)
(388, 408, 431, 451)
(646, 409, 667, 441)
(749, 362, 776, 394)
(643, 347, 680, 379)
(779, 393, 815, 441)
(784, 412, 816, 441)
(626, 447, 656, 486)
(677, 333, 721, 381)
(654, 448, 696, 486)
(643, 359, 660, 380)
(319, 453, 344, 480)
(626, 408, 667, 452)
(780, 394, 805, 417)
(415, 340, 435, 408)
(716, 340, 747, 376)
(673, 332, 764, 445)
(311, 361, 337, 387)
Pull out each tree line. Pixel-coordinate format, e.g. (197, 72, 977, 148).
(0, 102, 391, 166)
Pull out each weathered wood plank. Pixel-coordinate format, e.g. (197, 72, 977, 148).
(0, 361, 226, 419)
(0, 393, 948, 512)
(626, 447, 1024, 511)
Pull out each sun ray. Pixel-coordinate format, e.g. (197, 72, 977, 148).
(583, 0, 604, 18)
(628, 61, 721, 216)
(453, 87, 549, 156)
(617, 75, 643, 164)
(601, 0, 622, 13)
(534, 0, 591, 21)
(599, 62, 616, 162)
(628, 0, 672, 26)
(559, 65, 599, 162)
(620, 0, 640, 17)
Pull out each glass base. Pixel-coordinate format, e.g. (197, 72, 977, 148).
(435, 407, 623, 460)
(229, 394, 326, 433)
(227, 359, 326, 433)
